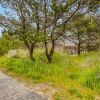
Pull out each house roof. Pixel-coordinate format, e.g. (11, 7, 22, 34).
(64, 39, 76, 46)
(56, 38, 78, 47)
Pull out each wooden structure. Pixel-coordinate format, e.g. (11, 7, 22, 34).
(55, 39, 78, 54)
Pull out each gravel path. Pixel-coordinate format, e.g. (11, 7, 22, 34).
(0, 71, 47, 100)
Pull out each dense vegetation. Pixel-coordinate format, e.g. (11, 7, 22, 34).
(0, 0, 100, 100)
(0, 33, 23, 55)
(0, 51, 100, 100)
(0, 0, 100, 62)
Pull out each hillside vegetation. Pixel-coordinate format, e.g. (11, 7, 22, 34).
(0, 51, 100, 100)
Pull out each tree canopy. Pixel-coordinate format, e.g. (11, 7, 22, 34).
(0, 0, 100, 62)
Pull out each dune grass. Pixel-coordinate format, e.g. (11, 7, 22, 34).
(0, 50, 100, 100)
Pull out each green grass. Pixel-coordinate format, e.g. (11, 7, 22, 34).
(0, 50, 100, 100)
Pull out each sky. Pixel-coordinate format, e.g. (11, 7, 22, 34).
(0, 5, 6, 37)
(0, 28, 3, 37)
(0, 5, 6, 13)
(0, 4, 13, 37)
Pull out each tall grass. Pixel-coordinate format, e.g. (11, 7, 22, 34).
(81, 67, 100, 90)
(0, 51, 100, 100)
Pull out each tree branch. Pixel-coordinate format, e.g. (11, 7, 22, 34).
(55, 0, 82, 29)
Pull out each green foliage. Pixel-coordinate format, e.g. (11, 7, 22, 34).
(0, 33, 23, 55)
(0, 51, 100, 99)
(71, 14, 100, 52)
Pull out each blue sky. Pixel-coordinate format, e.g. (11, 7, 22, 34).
(0, 5, 6, 37)
(0, 4, 19, 37)
(0, 5, 6, 13)
(0, 5, 13, 37)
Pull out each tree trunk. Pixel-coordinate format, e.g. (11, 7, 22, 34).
(46, 55, 52, 63)
(77, 33, 81, 55)
(78, 42, 81, 55)
(47, 46, 55, 63)
(87, 33, 90, 52)
(45, 40, 55, 63)
(24, 40, 35, 61)
(29, 47, 35, 61)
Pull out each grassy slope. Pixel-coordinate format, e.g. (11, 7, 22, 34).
(0, 51, 100, 100)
